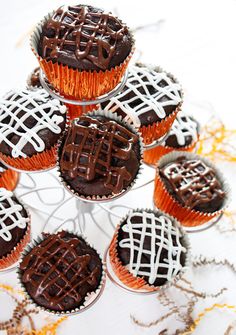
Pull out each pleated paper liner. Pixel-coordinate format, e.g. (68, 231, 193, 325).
(143, 137, 199, 166)
(30, 12, 135, 101)
(57, 109, 144, 202)
(0, 168, 20, 191)
(0, 146, 58, 172)
(0, 203, 31, 270)
(153, 151, 231, 227)
(17, 230, 106, 315)
(109, 208, 191, 292)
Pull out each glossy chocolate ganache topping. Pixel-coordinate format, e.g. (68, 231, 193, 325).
(20, 231, 103, 312)
(59, 115, 141, 197)
(159, 157, 225, 213)
(0, 188, 29, 258)
(117, 210, 187, 286)
(163, 113, 199, 148)
(0, 89, 66, 158)
(38, 5, 133, 71)
(101, 63, 182, 127)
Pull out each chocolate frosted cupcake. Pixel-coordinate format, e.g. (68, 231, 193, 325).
(0, 88, 67, 171)
(154, 152, 230, 227)
(101, 63, 183, 145)
(144, 113, 199, 165)
(0, 163, 19, 191)
(58, 112, 142, 201)
(0, 188, 30, 269)
(109, 209, 189, 291)
(27, 67, 42, 89)
(18, 231, 104, 314)
(31, 4, 134, 100)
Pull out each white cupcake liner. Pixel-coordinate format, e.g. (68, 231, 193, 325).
(56, 109, 144, 202)
(17, 229, 106, 316)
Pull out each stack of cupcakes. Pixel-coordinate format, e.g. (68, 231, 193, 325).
(0, 2, 230, 307)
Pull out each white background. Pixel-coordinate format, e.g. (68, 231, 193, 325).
(0, 1, 236, 334)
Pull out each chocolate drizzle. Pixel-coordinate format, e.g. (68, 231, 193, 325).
(19, 231, 102, 312)
(38, 5, 132, 70)
(159, 157, 225, 212)
(59, 115, 140, 196)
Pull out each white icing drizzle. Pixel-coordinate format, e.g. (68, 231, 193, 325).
(0, 188, 29, 242)
(162, 112, 198, 147)
(0, 89, 67, 158)
(119, 211, 186, 285)
(103, 65, 182, 127)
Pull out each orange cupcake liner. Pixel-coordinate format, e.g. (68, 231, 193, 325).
(143, 137, 198, 166)
(153, 151, 230, 227)
(109, 229, 158, 292)
(65, 103, 98, 121)
(31, 14, 135, 101)
(0, 145, 58, 172)
(141, 106, 181, 145)
(0, 221, 31, 270)
(0, 169, 19, 191)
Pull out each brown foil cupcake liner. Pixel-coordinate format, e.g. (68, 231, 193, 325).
(57, 109, 144, 202)
(30, 13, 135, 101)
(0, 201, 31, 270)
(141, 106, 181, 145)
(0, 145, 58, 172)
(143, 137, 199, 166)
(109, 208, 191, 292)
(0, 168, 20, 191)
(17, 230, 106, 315)
(153, 151, 231, 227)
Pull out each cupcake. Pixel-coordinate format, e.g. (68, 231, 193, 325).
(26, 67, 96, 120)
(0, 163, 19, 191)
(144, 113, 199, 165)
(58, 112, 143, 201)
(0, 88, 67, 171)
(154, 152, 229, 227)
(0, 188, 30, 269)
(18, 230, 104, 314)
(31, 4, 134, 101)
(27, 67, 42, 89)
(109, 209, 189, 291)
(101, 63, 183, 145)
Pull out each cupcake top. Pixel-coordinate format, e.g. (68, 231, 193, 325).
(59, 115, 141, 198)
(117, 210, 187, 286)
(19, 231, 103, 312)
(162, 113, 199, 148)
(101, 63, 182, 127)
(159, 156, 225, 213)
(0, 188, 29, 258)
(38, 5, 133, 71)
(27, 67, 42, 89)
(0, 88, 67, 158)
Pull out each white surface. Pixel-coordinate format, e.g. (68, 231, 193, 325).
(0, 1, 236, 334)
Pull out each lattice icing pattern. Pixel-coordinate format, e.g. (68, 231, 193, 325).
(0, 188, 29, 242)
(119, 211, 186, 285)
(102, 64, 182, 127)
(40, 5, 129, 70)
(162, 112, 198, 147)
(0, 89, 67, 158)
(160, 158, 225, 210)
(20, 231, 102, 312)
(60, 116, 139, 194)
